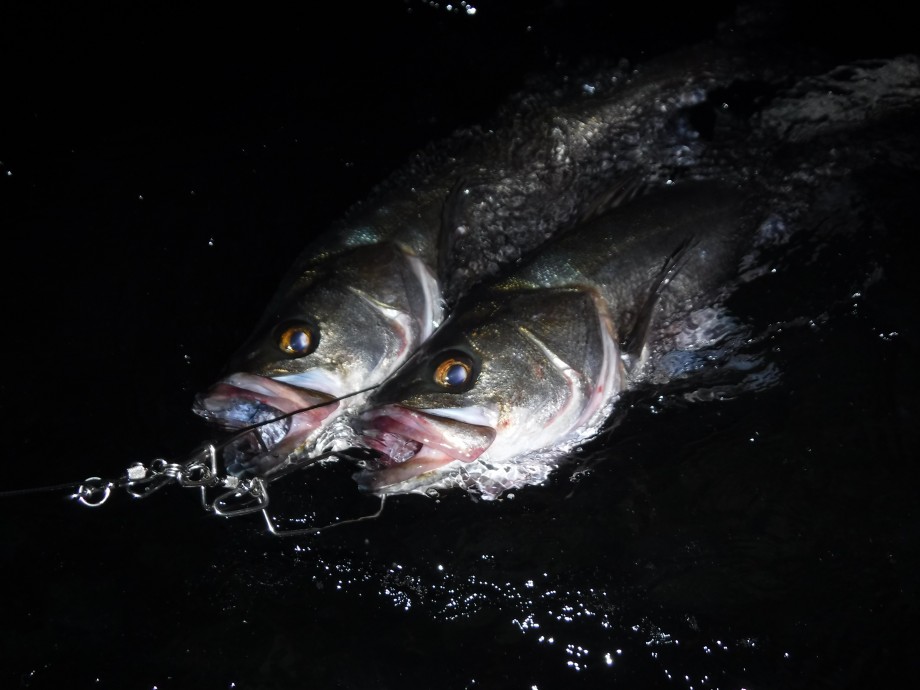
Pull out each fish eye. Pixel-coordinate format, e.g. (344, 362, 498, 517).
(275, 321, 319, 357)
(433, 352, 477, 391)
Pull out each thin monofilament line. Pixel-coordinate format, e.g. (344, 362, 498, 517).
(211, 383, 379, 453)
(0, 383, 380, 499)
(0, 481, 90, 498)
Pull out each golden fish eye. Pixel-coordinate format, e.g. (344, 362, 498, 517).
(434, 356, 473, 389)
(277, 323, 317, 357)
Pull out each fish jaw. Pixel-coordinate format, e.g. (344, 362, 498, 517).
(193, 243, 447, 477)
(192, 372, 340, 476)
(356, 405, 496, 492)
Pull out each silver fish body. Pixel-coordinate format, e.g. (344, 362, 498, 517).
(358, 182, 748, 496)
(192, 46, 753, 478)
(356, 52, 920, 498)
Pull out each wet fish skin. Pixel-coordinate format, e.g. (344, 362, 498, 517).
(193, 239, 442, 476)
(354, 47, 920, 496)
(358, 182, 747, 497)
(193, 45, 754, 478)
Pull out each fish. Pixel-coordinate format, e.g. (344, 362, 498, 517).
(356, 181, 752, 497)
(192, 45, 753, 479)
(355, 53, 920, 499)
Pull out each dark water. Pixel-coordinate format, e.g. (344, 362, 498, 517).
(2, 3, 918, 688)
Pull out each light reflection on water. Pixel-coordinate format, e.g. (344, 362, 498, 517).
(254, 528, 800, 684)
(187, 179, 919, 687)
(3, 8, 918, 689)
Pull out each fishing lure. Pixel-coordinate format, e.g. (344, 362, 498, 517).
(1, 391, 382, 537)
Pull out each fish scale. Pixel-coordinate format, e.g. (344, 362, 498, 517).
(192, 44, 760, 480)
(356, 55, 920, 498)
(359, 181, 745, 497)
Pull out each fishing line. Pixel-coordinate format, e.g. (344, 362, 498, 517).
(0, 481, 94, 498)
(0, 383, 380, 501)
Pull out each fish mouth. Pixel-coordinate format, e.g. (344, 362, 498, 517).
(192, 373, 339, 477)
(356, 405, 496, 491)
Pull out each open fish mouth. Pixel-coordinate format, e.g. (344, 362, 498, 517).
(192, 373, 339, 476)
(356, 405, 496, 491)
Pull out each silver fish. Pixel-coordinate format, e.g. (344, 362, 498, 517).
(355, 53, 920, 499)
(192, 46, 752, 479)
(357, 181, 749, 497)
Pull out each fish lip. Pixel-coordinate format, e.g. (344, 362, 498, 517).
(356, 404, 496, 489)
(192, 372, 340, 453)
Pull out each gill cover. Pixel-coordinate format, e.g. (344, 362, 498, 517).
(225, 242, 440, 390)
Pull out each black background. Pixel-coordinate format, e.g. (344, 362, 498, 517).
(2, 2, 918, 688)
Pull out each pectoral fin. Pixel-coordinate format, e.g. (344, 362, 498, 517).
(621, 235, 697, 362)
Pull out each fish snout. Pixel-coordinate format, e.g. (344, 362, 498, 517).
(192, 373, 341, 476)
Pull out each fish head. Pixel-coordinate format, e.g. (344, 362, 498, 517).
(194, 242, 442, 477)
(357, 288, 624, 493)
